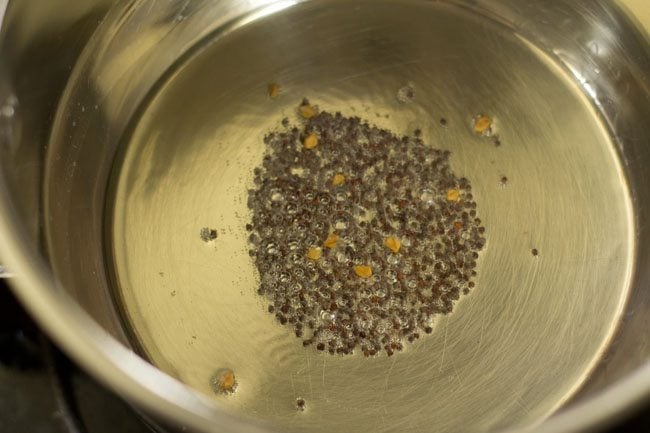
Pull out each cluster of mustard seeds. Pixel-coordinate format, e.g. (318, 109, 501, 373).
(247, 100, 486, 357)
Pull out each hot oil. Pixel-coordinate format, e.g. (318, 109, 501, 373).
(106, 1, 634, 432)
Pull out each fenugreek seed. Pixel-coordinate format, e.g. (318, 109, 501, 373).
(268, 83, 280, 98)
(303, 133, 318, 149)
(299, 103, 316, 119)
(212, 369, 237, 394)
(446, 188, 460, 202)
(473, 115, 492, 135)
(332, 174, 345, 186)
(306, 247, 321, 261)
(354, 265, 373, 279)
(323, 233, 339, 249)
(385, 236, 401, 253)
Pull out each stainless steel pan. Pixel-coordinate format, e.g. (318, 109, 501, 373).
(0, 1, 649, 432)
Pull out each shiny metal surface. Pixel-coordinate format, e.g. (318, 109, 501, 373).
(0, 1, 649, 433)
(0, 264, 13, 278)
(107, 3, 634, 433)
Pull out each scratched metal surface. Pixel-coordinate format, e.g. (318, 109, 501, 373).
(97, 2, 635, 433)
(30, 0, 649, 432)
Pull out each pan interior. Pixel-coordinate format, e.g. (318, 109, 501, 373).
(106, 2, 634, 432)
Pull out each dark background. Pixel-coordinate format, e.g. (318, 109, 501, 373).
(1, 282, 648, 433)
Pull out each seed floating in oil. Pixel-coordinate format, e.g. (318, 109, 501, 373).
(385, 236, 401, 253)
(211, 369, 237, 395)
(299, 99, 317, 119)
(307, 247, 322, 261)
(323, 232, 339, 249)
(268, 83, 280, 98)
(473, 114, 492, 136)
(446, 189, 461, 202)
(303, 133, 318, 149)
(354, 265, 373, 279)
(332, 174, 346, 186)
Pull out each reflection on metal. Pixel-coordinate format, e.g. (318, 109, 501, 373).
(0, 1, 648, 433)
(104, 3, 635, 430)
(565, 63, 600, 106)
(0, 264, 13, 278)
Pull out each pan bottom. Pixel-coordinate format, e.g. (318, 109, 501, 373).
(105, 1, 634, 432)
